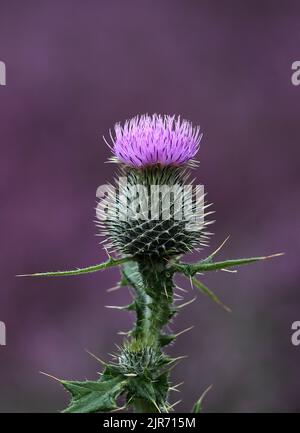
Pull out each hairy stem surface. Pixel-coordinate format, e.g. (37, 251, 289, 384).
(122, 258, 176, 412)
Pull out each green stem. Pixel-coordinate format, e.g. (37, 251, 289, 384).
(123, 258, 175, 344)
(122, 258, 176, 412)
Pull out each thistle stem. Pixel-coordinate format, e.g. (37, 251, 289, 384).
(123, 259, 174, 344)
(122, 258, 176, 412)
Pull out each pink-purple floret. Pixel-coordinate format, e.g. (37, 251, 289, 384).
(109, 114, 202, 168)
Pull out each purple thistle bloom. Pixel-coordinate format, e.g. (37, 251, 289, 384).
(107, 114, 202, 168)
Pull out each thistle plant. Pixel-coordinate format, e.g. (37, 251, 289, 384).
(20, 114, 282, 413)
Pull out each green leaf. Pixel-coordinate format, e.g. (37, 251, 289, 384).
(192, 385, 212, 413)
(61, 375, 127, 413)
(159, 334, 176, 347)
(127, 373, 170, 413)
(154, 371, 169, 405)
(128, 376, 156, 403)
(191, 277, 231, 313)
(17, 256, 133, 278)
(172, 253, 283, 276)
(101, 364, 122, 380)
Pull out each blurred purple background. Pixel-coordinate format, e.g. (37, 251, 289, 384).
(0, 0, 300, 412)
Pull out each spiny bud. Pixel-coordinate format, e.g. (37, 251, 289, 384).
(116, 339, 168, 376)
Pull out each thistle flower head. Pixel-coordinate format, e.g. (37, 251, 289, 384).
(109, 114, 202, 168)
(97, 114, 211, 258)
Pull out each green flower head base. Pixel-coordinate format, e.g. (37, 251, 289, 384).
(20, 113, 283, 413)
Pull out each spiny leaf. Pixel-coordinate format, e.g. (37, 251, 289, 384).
(172, 253, 283, 276)
(105, 302, 136, 311)
(154, 372, 170, 408)
(201, 236, 230, 263)
(127, 373, 169, 412)
(159, 334, 176, 347)
(192, 384, 213, 413)
(128, 377, 156, 403)
(159, 327, 194, 347)
(61, 376, 127, 413)
(17, 256, 133, 278)
(191, 277, 231, 313)
(101, 364, 123, 380)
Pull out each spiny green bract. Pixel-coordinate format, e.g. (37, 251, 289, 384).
(97, 165, 212, 257)
(117, 338, 169, 376)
